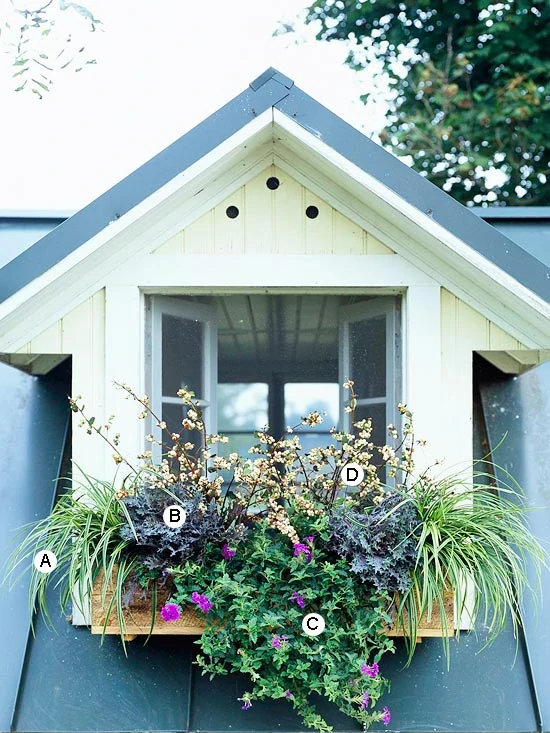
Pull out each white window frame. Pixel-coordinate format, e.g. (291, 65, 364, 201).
(148, 295, 400, 453)
(338, 297, 400, 434)
(149, 296, 217, 461)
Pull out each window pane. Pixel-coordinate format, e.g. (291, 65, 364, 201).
(162, 314, 202, 398)
(284, 383, 339, 432)
(352, 402, 388, 485)
(353, 402, 387, 447)
(350, 316, 386, 400)
(216, 432, 258, 487)
(162, 402, 203, 458)
(295, 431, 336, 454)
(218, 383, 268, 431)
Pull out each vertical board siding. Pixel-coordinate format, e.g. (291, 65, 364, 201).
(440, 289, 528, 471)
(213, 187, 246, 255)
(153, 166, 395, 256)
(244, 165, 275, 252)
(185, 211, 214, 255)
(16, 291, 106, 479)
(272, 171, 304, 253)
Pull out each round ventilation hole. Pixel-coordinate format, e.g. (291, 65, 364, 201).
(226, 205, 239, 219)
(266, 176, 280, 190)
(305, 205, 319, 219)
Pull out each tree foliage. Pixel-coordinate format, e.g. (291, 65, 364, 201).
(1, 1, 100, 97)
(305, 1, 550, 205)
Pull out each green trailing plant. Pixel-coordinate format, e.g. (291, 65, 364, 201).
(170, 515, 395, 733)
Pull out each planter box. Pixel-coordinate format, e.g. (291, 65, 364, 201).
(91, 570, 454, 641)
(383, 591, 455, 639)
(90, 570, 206, 639)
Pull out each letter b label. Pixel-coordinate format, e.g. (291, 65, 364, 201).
(163, 505, 187, 528)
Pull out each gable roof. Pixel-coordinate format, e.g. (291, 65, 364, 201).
(0, 67, 549, 354)
(2, 67, 550, 306)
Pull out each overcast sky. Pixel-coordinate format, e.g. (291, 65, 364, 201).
(0, 0, 388, 211)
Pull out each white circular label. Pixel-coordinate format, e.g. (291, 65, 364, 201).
(163, 505, 187, 528)
(302, 613, 325, 637)
(34, 550, 57, 574)
(341, 462, 365, 487)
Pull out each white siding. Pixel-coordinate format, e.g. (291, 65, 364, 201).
(14, 290, 107, 478)
(153, 166, 396, 257)
(440, 289, 528, 472)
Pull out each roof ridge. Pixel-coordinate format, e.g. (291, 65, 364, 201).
(249, 67, 294, 92)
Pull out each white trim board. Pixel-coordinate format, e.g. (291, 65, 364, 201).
(272, 113, 550, 347)
(0, 109, 274, 327)
(109, 254, 436, 289)
(1, 111, 549, 352)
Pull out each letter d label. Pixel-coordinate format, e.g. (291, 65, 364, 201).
(341, 462, 364, 487)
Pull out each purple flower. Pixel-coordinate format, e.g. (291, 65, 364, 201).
(381, 707, 391, 726)
(285, 691, 293, 698)
(290, 592, 305, 608)
(241, 701, 252, 711)
(305, 535, 315, 543)
(160, 602, 181, 622)
(293, 542, 312, 562)
(360, 692, 370, 711)
(191, 591, 213, 614)
(222, 543, 236, 561)
(361, 662, 379, 678)
(272, 634, 289, 649)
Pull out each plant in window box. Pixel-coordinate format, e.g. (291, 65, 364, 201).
(4, 382, 545, 732)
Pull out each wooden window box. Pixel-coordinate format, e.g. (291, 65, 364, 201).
(383, 591, 455, 640)
(91, 572, 454, 641)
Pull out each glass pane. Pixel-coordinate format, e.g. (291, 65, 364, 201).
(353, 402, 388, 485)
(284, 383, 339, 432)
(162, 402, 203, 458)
(218, 383, 268, 431)
(353, 402, 387, 447)
(162, 314, 202, 398)
(295, 431, 336, 454)
(216, 432, 259, 488)
(217, 432, 259, 459)
(350, 316, 386, 400)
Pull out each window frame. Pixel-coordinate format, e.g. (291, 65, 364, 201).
(148, 296, 218, 460)
(338, 296, 400, 435)
(147, 294, 400, 457)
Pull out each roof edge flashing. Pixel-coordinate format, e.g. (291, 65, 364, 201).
(249, 67, 294, 92)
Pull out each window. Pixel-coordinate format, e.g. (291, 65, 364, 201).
(147, 295, 400, 461)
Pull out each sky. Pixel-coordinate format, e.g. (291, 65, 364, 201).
(0, 0, 388, 211)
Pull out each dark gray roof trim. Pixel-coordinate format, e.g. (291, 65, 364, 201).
(1, 67, 549, 305)
(0, 69, 290, 304)
(275, 87, 550, 303)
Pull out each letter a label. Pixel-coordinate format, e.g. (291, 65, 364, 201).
(34, 550, 57, 574)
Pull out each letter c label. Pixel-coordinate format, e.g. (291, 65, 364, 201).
(302, 613, 325, 637)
